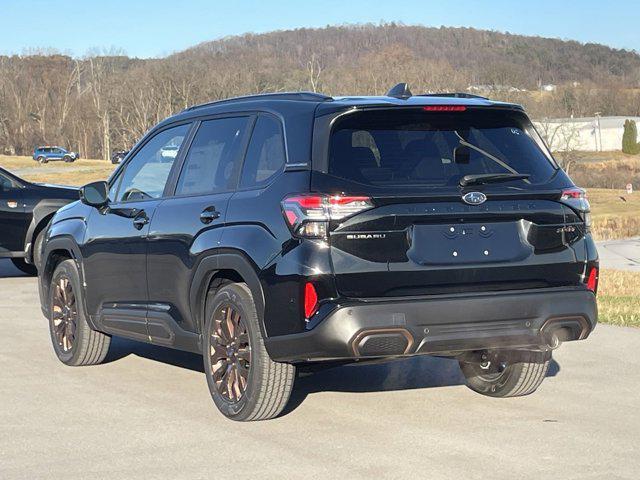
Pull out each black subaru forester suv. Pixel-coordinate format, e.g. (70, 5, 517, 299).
(38, 85, 598, 421)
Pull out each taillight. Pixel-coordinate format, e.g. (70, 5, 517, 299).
(586, 266, 599, 294)
(560, 187, 591, 230)
(423, 105, 467, 112)
(303, 282, 319, 318)
(282, 194, 373, 238)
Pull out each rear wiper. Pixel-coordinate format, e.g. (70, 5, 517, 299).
(459, 173, 531, 187)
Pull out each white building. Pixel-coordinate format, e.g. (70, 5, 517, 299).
(533, 116, 640, 152)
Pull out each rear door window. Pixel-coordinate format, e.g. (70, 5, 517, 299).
(239, 115, 286, 189)
(175, 116, 250, 196)
(328, 109, 557, 187)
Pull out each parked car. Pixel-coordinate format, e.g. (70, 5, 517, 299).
(33, 146, 79, 163)
(38, 85, 598, 421)
(111, 150, 128, 164)
(0, 166, 78, 274)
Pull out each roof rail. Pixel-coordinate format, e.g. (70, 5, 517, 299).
(184, 91, 332, 111)
(417, 92, 490, 100)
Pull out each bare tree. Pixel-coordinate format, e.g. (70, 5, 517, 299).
(537, 119, 585, 174)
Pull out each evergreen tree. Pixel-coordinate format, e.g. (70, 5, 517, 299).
(622, 119, 640, 154)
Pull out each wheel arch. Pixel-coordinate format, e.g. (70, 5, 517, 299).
(38, 236, 91, 325)
(190, 250, 267, 338)
(24, 200, 74, 263)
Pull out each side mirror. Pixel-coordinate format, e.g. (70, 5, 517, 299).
(79, 181, 109, 208)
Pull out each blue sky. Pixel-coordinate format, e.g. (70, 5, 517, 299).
(2, 0, 639, 58)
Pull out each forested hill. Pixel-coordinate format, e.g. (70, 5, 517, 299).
(179, 24, 640, 91)
(1, 24, 639, 159)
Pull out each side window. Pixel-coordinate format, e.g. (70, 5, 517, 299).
(175, 116, 249, 196)
(115, 123, 189, 202)
(0, 172, 15, 190)
(239, 115, 286, 189)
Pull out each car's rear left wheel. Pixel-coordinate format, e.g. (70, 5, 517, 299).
(48, 259, 110, 366)
(203, 282, 295, 421)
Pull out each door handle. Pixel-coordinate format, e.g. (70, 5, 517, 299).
(132, 211, 149, 230)
(200, 206, 221, 224)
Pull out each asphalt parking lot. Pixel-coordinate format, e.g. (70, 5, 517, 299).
(1, 258, 639, 480)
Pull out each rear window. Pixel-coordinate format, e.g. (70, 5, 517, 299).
(328, 108, 557, 187)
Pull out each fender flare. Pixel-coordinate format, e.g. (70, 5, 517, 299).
(24, 200, 72, 261)
(189, 251, 267, 337)
(39, 235, 96, 329)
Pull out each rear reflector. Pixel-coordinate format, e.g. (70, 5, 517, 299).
(304, 282, 319, 318)
(423, 105, 467, 112)
(586, 266, 599, 294)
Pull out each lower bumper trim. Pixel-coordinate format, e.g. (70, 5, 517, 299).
(264, 287, 597, 362)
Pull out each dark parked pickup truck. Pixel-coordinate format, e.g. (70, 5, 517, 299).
(0, 166, 78, 274)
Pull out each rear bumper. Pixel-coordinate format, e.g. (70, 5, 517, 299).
(264, 287, 597, 362)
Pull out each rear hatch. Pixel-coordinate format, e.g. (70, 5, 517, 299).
(312, 106, 589, 297)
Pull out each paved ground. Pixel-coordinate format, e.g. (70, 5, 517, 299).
(1, 258, 639, 480)
(597, 237, 640, 272)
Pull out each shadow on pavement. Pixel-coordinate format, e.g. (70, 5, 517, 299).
(284, 356, 559, 414)
(104, 335, 560, 416)
(0, 259, 29, 278)
(105, 337, 205, 373)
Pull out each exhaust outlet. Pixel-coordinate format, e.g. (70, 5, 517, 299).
(545, 332, 562, 350)
(540, 316, 591, 350)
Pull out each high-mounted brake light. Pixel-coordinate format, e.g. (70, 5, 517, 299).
(586, 266, 599, 294)
(282, 194, 374, 238)
(423, 105, 467, 112)
(303, 282, 319, 318)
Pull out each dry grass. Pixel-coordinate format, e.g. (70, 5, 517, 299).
(587, 188, 640, 241)
(597, 269, 640, 328)
(568, 153, 640, 190)
(0, 155, 115, 186)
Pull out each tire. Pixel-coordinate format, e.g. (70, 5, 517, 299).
(37, 156, 48, 164)
(48, 259, 110, 366)
(459, 350, 551, 398)
(32, 228, 46, 272)
(203, 282, 295, 421)
(11, 258, 37, 276)
(63, 156, 74, 163)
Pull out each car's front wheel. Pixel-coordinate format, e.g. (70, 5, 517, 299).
(48, 259, 111, 366)
(459, 350, 550, 397)
(32, 228, 46, 272)
(203, 282, 295, 421)
(63, 155, 75, 163)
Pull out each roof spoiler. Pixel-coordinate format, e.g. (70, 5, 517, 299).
(419, 92, 490, 100)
